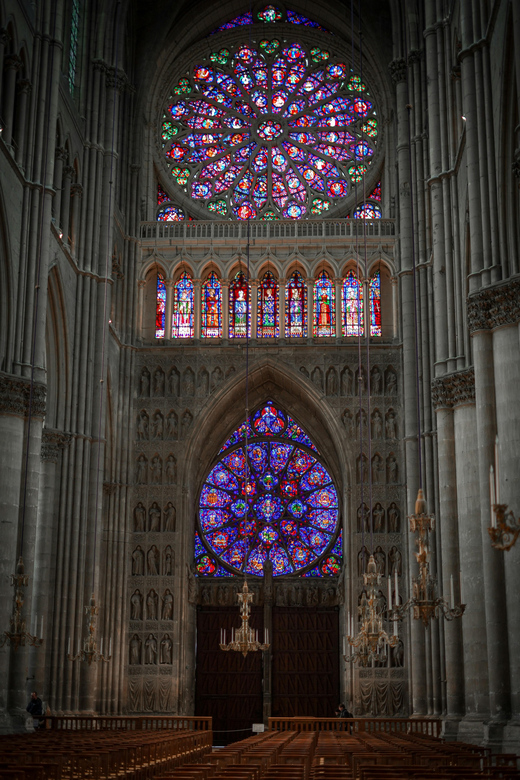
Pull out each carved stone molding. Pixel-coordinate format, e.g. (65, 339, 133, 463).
(16, 78, 32, 95)
(41, 428, 72, 462)
(389, 58, 407, 84)
(0, 373, 46, 419)
(407, 50, 422, 66)
(70, 183, 83, 198)
(467, 277, 520, 332)
(4, 54, 22, 71)
(513, 150, 520, 181)
(431, 368, 475, 410)
(196, 576, 341, 607)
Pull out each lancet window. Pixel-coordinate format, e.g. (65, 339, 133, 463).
(285, 270, 307, 337)
(342, 270, 363, 337)
(229, 271, 251, 338)
(171, 271, 194, 338)
(313, 270, 335, 337)
(257, 271, 279, 338)
(201, 272, 222, 338)
(155, 273, 166, 338)
(369, 271, 382, 336)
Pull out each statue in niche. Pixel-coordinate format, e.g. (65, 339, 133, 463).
(132, 546, 144, 576)
(386, 410, 397, 440)
(168, 367, 180, 397)
(200, 586, 211, 606)
(226, 364, 236, 378)
(386, 369, 397, 395)
(150, 455, 162, 485)
(181, 410, 193, 438)
(136, 454, 147, 485)
(388, 503, 400, 532)
(373, 503, 385, 533)
(357, 454, 368, 484)
(340, 367, 353, 396)
(140, 367, 150, 397)
(129, 634, 142, 665)
(147, 545, 160, 575)
(372, 454, 384, 484)
(391, 639, 404, 668)
(211, 366, 223, 391)
(134, 502, 146, 532)
(166, 410, 178, 440)
(152, 411, 164, 439)
(342, 409, 353, 435)
(187, 563, 197, 604)
(311, 367, 323, 391)
(326, 367, 338, 396)
(371, 410, 383, 439)
(357, 368, 366, 394)
(153, 367, 165, 396)
(217, 585, 228, 606)
(371, 366, 382, 395)
(148, 503, 161, 532)
(357, 503, 370, 533)
(165, 455, 177, 485)
(161, 589, 173, 620)
(388, 546, 402, 576)
(198, 368, 209, 396)
(160, 634, 173, 664)
(387, 454, 398, 483)
(356, 408, 367, 431)
(374, 546, 385, 576)
(146, 589, 158, 621)
(183, 367, 195, 396)
(307, 583, 319, 607)
(143, 678, 156, 711)
(130, 589, 143, 620)
(163, 545, 173, 576)
(357, 546, 369, 576)
(163, 502, 176, 532)
(144, 633, 157, 664)
(137, 411, 149, 440)
(300, 366, 309, 378)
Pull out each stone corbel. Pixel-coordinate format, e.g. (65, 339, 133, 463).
(40, 428, 72, 462)
(431, 368, 476, 410)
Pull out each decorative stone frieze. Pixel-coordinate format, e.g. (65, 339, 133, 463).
(431, 368, 475, 410)
(0, 372, 46, 418)
(467, 277, 520, 332)
(40, 428, 72, 462)
(389, 58, 407, 84)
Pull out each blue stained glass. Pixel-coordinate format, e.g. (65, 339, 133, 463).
(285, 271, 307, 337)
(302, 565, 322, 577)
(254, 495, 284, 521)
(308, 509, 337, 532)
(206, 464, 239, 491)
(258, 528, 276, 547)
(285, 416, 318, 451)
(240, 517, 257, 537)
(200, 508, 230, 533)
(257, 272, 279, 337)
(280, 518, 299, 537)
(253, 404, 285, 435)
(270, 547, 293, 575)
(332, 530, 342, 556)
(370, 271, 382, 336)
(300, 527, 330, 555)
(155, 273, 166, 339)
(248, 443, 269, 472)
(270, 442, 294, 472)
(194, 532, 205, 557)
(231, 499, 248, 518)
(342, 270, 364, 337)
(300, 463, 331, 491)
(201, 272, 222, 338)
(196, 554, 217, 575)
(260, 472, 278, 490)
(281, 479, 299, 498)
(229, 271, 251, 338)
(313, 270, 335, 338)
(206, 526, 239, 554)
(200, 485, 233, 508)
(307, 486, 337, 508)
(322, 555, 341, 574)
(245, 545, 268, 575)
(171, 272, 194, 338)
(288, 499, 306, 518)
(221, 539, 250, 567)
(288, 540, 312, 566)
(287, 450, 316, 478)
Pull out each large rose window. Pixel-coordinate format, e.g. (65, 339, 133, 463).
(162, 40, 378, 220)
(195, 402, 342, 576)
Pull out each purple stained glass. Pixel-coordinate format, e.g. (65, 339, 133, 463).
(157, 205, 185, 222)
(332, 531, 342, 556)
(194, 532, 205, 557)
(353, 203, 382, 219)
(313, 270, 335, 337)
(219, 422, 254, 454)
(197, 402, 340, 576)
(171, 272, 194, 338)
(370, 271, 382, 337)
(229, 271, 251, 338)
(201, 272, 222, 338)
(257, 272, 279, 337)
(285, 270, 307, 337)
(155, 273, 166, 339)
(342, 270, 364, 337)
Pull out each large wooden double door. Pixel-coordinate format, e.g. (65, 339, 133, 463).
(195, 606, 339, 743)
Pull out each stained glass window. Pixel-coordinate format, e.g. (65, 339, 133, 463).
(257, 271, 279, 337)
(156, 273, 166, 339)
(342, 270, 363, 337)
(369, 271, 381, 337)
(313, 271, 335, 337)
(171, 272, 194, 338)
(213, 7, 330, 34)
(157, 205, 185, 221)
(162, 40, 378, 220)
(353, 203, 382, 219)
(195, 401, 342, 577)
(201, 272, 222, 338)
(285, 271, 307, 337)
(69, 0, 80, 94)
(157, 184, 169, 204)
(229, 271, 251, 338)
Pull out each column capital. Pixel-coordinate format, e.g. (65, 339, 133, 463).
(407, 50, 422, 66)
(0, 372, 46, 418)
(467, 277, 520, 332)
(56, 146, 68, 162)
(137, 279, 146, 289)
(63, 165, 75, 179)
(41, 428, 72, 462)
(0, 29, 10, 47)
(4, 54, 22, 72)
(16, 78, 31, 94)
(388, 57, 407, 84)
(70, 183, 83, 198)
(431, 368, 475, 410)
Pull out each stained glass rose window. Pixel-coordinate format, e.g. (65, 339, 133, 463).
(162, 39, 378, 220)
(195, 402, 342, 576)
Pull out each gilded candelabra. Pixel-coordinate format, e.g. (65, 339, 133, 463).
(0, 557, 43, 650)
(219, 579, 269, 658)
(488, 460, 520, 551)
(67, 594, 111, 665)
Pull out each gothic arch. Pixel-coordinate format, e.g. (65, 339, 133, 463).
(45, 266, 70, 431)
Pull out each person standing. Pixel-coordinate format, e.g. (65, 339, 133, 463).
(26, 691, 43, 729)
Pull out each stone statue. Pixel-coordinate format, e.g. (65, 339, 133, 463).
(136, 454, 147, 484)
(147, 545, 160, 575)
(134, 502, 146, 532)
(198, 368, 209, 395)
(373, 503, 385, 533)
(388, 503, 400, 532)
(181, 410, 193, 438)
(163, 545, 173, 576)
(326, 367, 338, 396)
(168, 367, 180, 396)
(341, 367, 353, 395)
(144, 633, 157, 664)
(371, 366, 382, 394)
(387, 454, 398, 483)
(372, 454, 384, 483)
(161, 589, 173, 620)
(130, 634, 141, 665)
(211, 366, 223, 390)
(130, 589, 143, 620)
(148, 502, 161, 532)
(342, 409, 353, 435)
(391, 639, 404, 668)
(137, 411, 149, 440)
(183, 367, 195, 396)
(357, 368, 366, 394)
(153, 368, 165, 396)
(386, 369, 397, 395)
(166, 410, 178, 439)
(160, 634, 173, 664)
(150, 455, 162, 484)
(163, 502, 176, 532)
(132, 546, 144, 576)
(140, 368, 150, 397)
(152, 410, 164, 439)
(357, 503, 370, 533)
(388, 546, 402, 576)
(385, 410, 397, 440)
(374, 546, 385, 576)
(165, 455, 177, 485)
(357, 454, 368, 483)
(146, 589, 158, 620)
(372, 410, 383, 439)
(187, 563, 197, 604)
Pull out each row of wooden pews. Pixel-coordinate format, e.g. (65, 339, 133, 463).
(0, 725, 211, 780)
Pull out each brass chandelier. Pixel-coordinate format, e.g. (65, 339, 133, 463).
(488, 438, 520, 551)
(67, 594, 111, 666)
(219, 579, 269, 658)
(0, 558, 43, 650)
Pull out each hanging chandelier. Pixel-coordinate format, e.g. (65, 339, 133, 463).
(67, 594, 111, 665)
(219, 579, 269, 658)
(488, 438, 520, 551)
(345, 554, 398, 667)
(0, 558, 43, 650)
(390, 490, 465, 627)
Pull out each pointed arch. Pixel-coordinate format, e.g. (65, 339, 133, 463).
(285, 269, 307, 338)
(171, 270, 194, 338)
(313, 270, 335, 337)
(257, 270, 279, 338)
(228, 269, 250, 338)
(201, 271, 222, 339)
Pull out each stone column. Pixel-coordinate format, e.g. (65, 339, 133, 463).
(60, 165, 74, 241)
(14, 79, 31, 164)
(279, 278, 286, 338)
(52, 148, 67, 222)
(2, 55, 22, 146)
(193, 279, 201, 339)
(335, 278, 342, 338)
(164, 280, 174, 342)
(0, 29, 10, 107)
(137, 280, 146, 339)
(69, 184, 83, 256)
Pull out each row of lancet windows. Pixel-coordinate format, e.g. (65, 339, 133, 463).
(154, 269, 382, 340)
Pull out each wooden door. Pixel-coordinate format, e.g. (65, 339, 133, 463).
(271, 607, 339, 717)
(195, 607, 264, 745)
